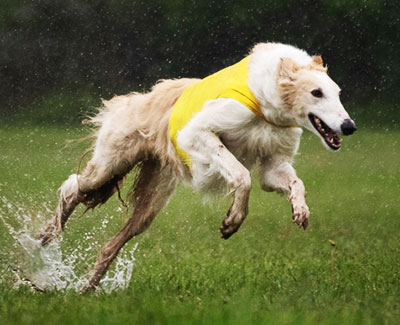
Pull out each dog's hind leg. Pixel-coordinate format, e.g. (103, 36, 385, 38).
(39, 156, 131, 246)
(39, 174, 83, 245)
(83, 159, 176, 291)
(40, 125, 150, 246)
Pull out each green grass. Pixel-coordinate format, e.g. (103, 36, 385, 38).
(0, 118, 399, 324)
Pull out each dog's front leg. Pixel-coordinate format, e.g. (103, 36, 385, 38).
(217, 140, 252, 239)
(180, 131, 251, 239)
(260, 160, 309, 229)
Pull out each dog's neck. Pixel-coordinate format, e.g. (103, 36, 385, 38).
(259, 108, 297, 129)
(247, 48, 310, 129)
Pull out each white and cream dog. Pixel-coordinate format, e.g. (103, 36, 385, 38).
(40, 42, 356, 290)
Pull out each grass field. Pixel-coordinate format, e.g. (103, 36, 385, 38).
(0, 114, 399, 324)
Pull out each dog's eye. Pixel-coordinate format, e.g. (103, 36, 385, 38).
(311, 89, 323, 98)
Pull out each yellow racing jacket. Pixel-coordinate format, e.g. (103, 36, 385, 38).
(169, 56, 264, 168)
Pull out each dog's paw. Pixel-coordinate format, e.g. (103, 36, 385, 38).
(38, 224, 57, 246)
(292, 202, 310, 230)
(220, 209, 246, 239)
(80, 283, 97, 294)
(39, 233, 52, 246)
(219, 218, 240, 239)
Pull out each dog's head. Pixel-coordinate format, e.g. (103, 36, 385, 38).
(278, 56, 356, 150)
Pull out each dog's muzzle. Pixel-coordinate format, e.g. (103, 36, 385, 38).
(341, 119, 357, 136)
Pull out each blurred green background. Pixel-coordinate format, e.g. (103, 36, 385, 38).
(1, 2, 399, 323)
(0, 0, 399, 124)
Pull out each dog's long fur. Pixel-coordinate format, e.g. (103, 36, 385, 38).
(40, 43, 355, 291)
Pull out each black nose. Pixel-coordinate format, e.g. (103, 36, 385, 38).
(341, 119, 357, 136)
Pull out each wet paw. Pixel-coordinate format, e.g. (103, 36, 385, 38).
(292, 202, 310, 230)
(39, 224, 57, 246)
(219, 213, 243, 240)
(80, 283, 97, 294)
(39, 233, 52, 246)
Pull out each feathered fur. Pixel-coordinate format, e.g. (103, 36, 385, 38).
(40, 43, 355, 291)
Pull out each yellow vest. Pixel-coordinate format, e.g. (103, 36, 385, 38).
(169, 57, 292, 168)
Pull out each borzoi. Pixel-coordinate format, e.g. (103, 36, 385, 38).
(40, 43, 356, 291)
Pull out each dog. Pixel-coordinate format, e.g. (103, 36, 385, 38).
(40, 42, 356, 291)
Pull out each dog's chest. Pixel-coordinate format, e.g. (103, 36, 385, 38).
(220, 122, 301, 168)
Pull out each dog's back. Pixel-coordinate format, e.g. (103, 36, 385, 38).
(86, 78, 199, 168)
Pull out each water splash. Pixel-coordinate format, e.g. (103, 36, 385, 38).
(0, 196, 137, 293)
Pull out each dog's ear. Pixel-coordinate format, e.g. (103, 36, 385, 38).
(309, 55, 327, 72)
(279, 57, 299, 81)
(312, 55, 323, 66)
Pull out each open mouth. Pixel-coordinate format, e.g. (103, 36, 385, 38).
(309, 113, 341, 150)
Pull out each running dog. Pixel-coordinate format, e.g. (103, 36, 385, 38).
(40, 43, 356, 291)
